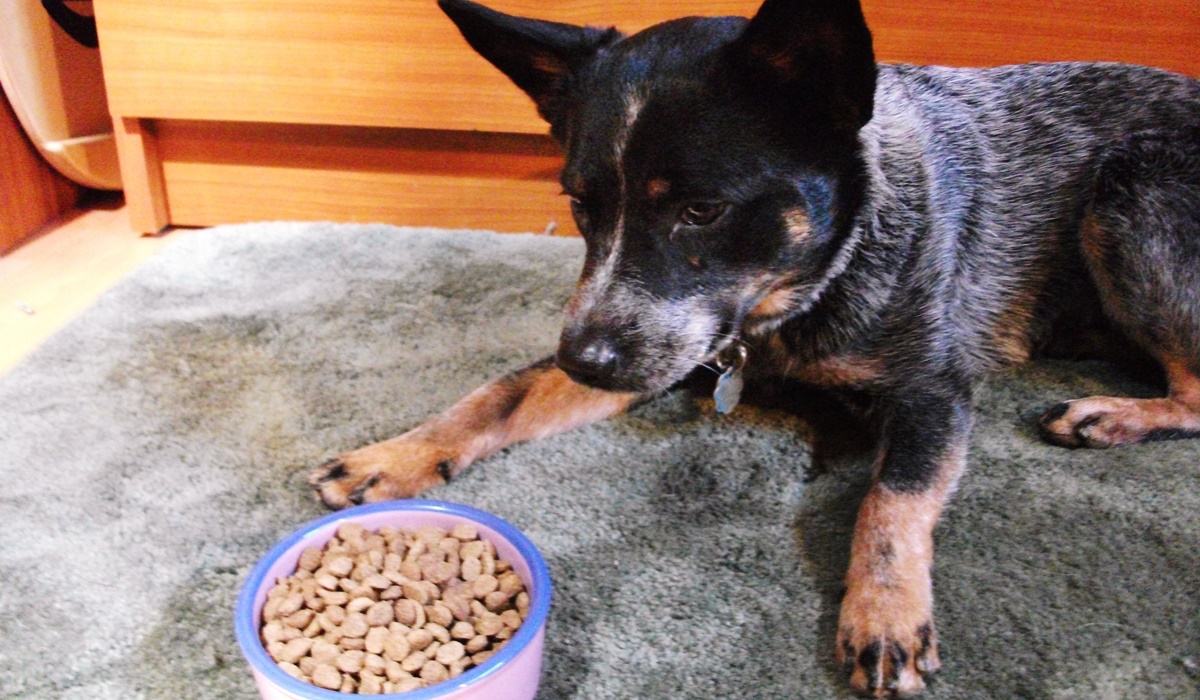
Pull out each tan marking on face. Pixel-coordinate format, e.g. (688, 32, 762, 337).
(647, 178, 671, 199)
(783, 207, 812, 243)
(747, 286, 794, 321)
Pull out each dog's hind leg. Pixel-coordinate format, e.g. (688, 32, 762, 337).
(310, 357, 640, 508)
(1040, 130, 1200, 448)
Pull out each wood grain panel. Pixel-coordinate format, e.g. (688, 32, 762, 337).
(113, 117, 169, 233)
(155, 121, 576, 233)
(0, 88, 79, 253)
(866, 0, 1200, 73)
(95, 0, 1199, 137)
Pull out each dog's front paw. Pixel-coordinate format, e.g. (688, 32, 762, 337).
(309, 434, 454, 508)
(835, 584, 939, 698)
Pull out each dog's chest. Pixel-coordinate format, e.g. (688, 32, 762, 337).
(750, 334, 886, 390)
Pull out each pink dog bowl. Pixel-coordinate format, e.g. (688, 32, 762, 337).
(235, 500, 552, 700)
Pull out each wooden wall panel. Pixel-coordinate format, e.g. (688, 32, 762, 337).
(95, 0, 1200, 137)
(94, 1, 757, 133)
(866, 0, 1199, 74)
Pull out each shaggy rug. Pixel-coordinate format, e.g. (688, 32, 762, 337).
(0, 222, 1197, 700)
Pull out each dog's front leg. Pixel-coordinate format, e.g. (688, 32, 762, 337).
(835, 387, 972, 698)
(310, 357, 640, 508)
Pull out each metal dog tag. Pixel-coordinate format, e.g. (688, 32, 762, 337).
(713, 344, 747, 415)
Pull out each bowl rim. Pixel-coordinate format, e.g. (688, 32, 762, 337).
(234, 499, 552, 699)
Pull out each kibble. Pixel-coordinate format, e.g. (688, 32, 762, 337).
(312, 663, 342, 690)
(260, 523, 528, 693)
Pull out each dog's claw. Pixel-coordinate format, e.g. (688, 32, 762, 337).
(347, 474, 381, 505)
(309, 459, 347, 485)
(308, 436, 453, 509)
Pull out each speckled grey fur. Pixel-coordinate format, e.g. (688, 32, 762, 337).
(848, 63, 1200, 377)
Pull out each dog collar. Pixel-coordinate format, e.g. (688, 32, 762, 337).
(713, 343, 747, 414)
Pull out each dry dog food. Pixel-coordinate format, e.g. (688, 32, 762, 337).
(260, 521, 530, 694)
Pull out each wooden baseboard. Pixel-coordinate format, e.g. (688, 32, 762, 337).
(150, 120, 576, 236)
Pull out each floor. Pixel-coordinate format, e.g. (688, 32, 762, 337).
(0, 194, 192, 376)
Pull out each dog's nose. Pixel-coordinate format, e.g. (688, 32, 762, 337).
(556, 331, 621, 386)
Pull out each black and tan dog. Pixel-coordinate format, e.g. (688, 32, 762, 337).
(311, 0, 1200, 695)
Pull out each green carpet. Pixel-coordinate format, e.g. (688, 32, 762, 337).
(0, 222, 1196, 699)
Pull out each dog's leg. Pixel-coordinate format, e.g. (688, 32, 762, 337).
(310, 357, 640, 508)
(1040, 131, 1200, 448)
(836, 388, 972, 698)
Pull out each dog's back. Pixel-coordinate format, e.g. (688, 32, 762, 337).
(856, 63, 1200, 373)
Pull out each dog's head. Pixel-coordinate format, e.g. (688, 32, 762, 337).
(440, 0, 877, 392)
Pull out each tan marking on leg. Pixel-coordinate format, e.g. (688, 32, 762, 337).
(1165, 357, 1200, 408)
(1039, 355, 1200, 448)
(458, 366, 638, 460)
(311, 363, 638, 508)
(836, 443, 964, 697)
(988, 301, 1035, 367)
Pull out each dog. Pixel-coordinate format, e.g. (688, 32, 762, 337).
(309, 0, 1200, 695)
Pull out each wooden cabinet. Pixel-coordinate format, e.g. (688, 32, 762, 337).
(0, 89, 79, 253)
(93, 0, 1199, 234)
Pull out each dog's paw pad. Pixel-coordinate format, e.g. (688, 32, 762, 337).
(308, 440, 451, 509)
(837, 623, 938, 698)
(1038, 400, 1113, 447)
(308, 458, 381, 508)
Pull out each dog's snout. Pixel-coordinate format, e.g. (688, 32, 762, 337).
(556, 330, 622, 387)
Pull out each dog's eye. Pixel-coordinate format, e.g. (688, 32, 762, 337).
(679, 202, 727, 227)
(568, 197, 590, 231)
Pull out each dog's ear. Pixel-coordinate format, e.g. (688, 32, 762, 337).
(728, 0, 876, 136)
(438, 0, 621, 134)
